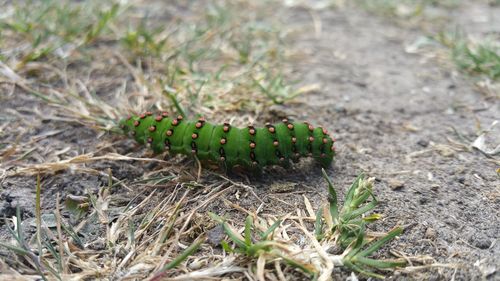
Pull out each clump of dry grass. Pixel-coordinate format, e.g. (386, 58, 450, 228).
(1, 169, 411, 280)
(0, 170, 226, 280)
(0, 0, 310, 133)
(0, 0, 311, 170)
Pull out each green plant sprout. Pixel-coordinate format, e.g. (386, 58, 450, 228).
(211, 169, 406, 279)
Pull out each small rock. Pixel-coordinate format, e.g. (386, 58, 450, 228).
(334, 105, 347, 115)
(268, 104, 293, 118)
(430, 184, 440, 192)
(444, 218, 459, 228)
(425, 227, 437, 239)
(470, 233, 492, 250)
(207, 225, 225, 246)
(436, 145, 455, 157)
(388, 179, 405, 190)
(354, 81, 367, 88)
(417, 139, 429, 147)
(326, 244, 343, 255)
(0, 201, 16, 219)
(188, 258, 205, 270)
(419, 196, 428, 205)
(269, 182, 297, 193)
(29, 213, 58, 228)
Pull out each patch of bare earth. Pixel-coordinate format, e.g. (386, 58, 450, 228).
(284, 1, 499, 280)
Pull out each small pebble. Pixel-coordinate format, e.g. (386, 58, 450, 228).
(425, 227, 437, 239)
(207, 225, 225, 246)
(188, 258, 205, 270)
(444, 218, 459, 228)
(388, 179, 405, 190)
(419, 196, 428, 205)
(470, 233, 492, 250)
(335, 105, 347, 114)
(417, 139, 429, 147)
(327, 244, 343, 255)
(269, 182, 297, 193)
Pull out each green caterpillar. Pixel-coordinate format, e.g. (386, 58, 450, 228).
(119, 111, 335, 170)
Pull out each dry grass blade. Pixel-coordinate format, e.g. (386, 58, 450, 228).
(11, 153, 168, 175)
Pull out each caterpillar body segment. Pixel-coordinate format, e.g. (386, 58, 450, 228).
(120, 112, 335, 170)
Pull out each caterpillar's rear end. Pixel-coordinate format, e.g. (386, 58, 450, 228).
(119, 111, 335, 171)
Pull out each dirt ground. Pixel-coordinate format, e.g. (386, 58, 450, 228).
(1, 1, 499, 280)
(280, 2, 499, 280)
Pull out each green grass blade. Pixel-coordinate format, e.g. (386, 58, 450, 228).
(209, 212, 247, 249)
(362, 213, 382, 222)
(344, 259, 385, 280)
(162, 88, 186, 118)
(221, 241, 233, 253)
(16, 207, 24, 243)
(85, 3, 119, 44)
(314, 207, 324, 241)
(344, 222, 366, 258)
(349, 189, 372, 209)
(0, 242, 31, 255)
(208, 212, 224, 223)
(36, 174, 42, 257)
(245, 215, 253, 246)
(322, 169, 339, 222)
(253, 77, 281, 104)
(43, 239, 62, 272)
(355, 256, 406, 268)
(5, 216, 22, 245)
(40, 258, 61, 281)
(344, 200, 377, 221)
(279, 254, 316, 276)
(60, 221, 83, 248)
(150, 236, 206, 281)
(247, 240, 276, 256)
(345, 174, 364, 205)
(162, 236, 205, 270)
(260, 219, 282, 240)
(158, 201, 182, 244)
(357, 227, 403, 257)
